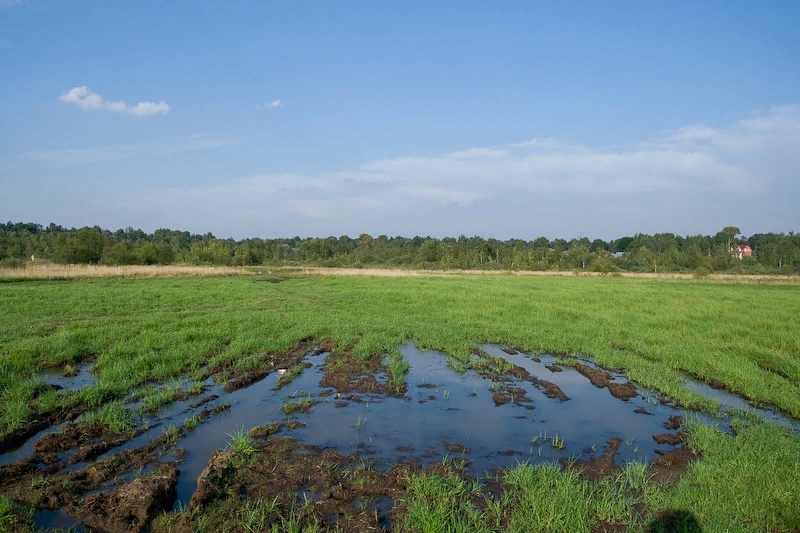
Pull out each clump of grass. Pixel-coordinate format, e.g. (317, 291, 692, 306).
(275, 363, 305, 390)
(227, 426, 258, 467)
(282, 396, 312, 415)
(184, 413, 201, 431)
(500, 463, 595, 531)
(187, 379, 204, 395)
(161, 425, 183, 447)
(0, 494, 24, 530)
(401, 470, 488, 532)
(0, 399, 30, 436)
(66, 383, 124, 410)
(620, 460, 652, 492)
(141, 383, 182, 411)
(530, 430, 566, 450)
(387, 352, 409, 393)
(237, 496, 280, 531)
(643, 419, 800, 531)
(84, 401, 135, 433)
(354, 415, 366, 430)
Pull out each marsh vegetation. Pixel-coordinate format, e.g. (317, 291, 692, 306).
(0, 271, 798, 531)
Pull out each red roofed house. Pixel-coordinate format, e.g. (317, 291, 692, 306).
(736, 244, 752, 260)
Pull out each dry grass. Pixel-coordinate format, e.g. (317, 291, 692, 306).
(285, 266, 799, 283)
(0, 263, 256, 279)
(3, 263, 797, 284)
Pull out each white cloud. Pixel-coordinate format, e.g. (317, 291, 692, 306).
(120, 106, 800, 238)
(59, 86, 170, 116)
(256, 99, 283, 110)
(22, 134, 235, 166)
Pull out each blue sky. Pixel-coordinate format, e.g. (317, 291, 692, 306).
(1, 1, 798, 240)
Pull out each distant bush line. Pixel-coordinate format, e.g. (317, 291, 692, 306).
(1, 222, 798, 275)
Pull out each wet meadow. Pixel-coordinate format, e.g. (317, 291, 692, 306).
(0, 269, 798, 531)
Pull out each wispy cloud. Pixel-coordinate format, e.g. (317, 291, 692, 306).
(256, 99, 283, 110)
(59, 86, 170, 116)
(0, 0, 26, 10)
(22, 134, 235, 166)
(122, 106, 800, 238)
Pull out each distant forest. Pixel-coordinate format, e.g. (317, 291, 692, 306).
(1, 222, 798, 274)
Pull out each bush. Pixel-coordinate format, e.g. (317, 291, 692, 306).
(0, 257, 26, 269)
(693, 267, 711, 279)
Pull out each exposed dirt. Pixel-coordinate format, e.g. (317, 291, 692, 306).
(564, 437, 622, 481)
(663, 415, 683, 430)
(634, 407, 654, 415)
(650, 446, 697, 482)
(575, 363, 638, 401)
(445, 443, 470, 454)
(0, 342, 733, 532)
(4, 428, 180, 522)
(189, 394, 219, 408)
(224, 370, 270, 392)
(189, 449, 237, 509)
(176, 435, 415, 532)
(75, 467, 177, 533)
(486, 360, 570, 402)
(652, 433, 683, 446)
(0, 412, 66, 454)
(320, 351, 394, 396)
(34, 422, 101, 454)
(217, 338, 332, 391)
(492, 392, 511, 406)
(525, 373, 569, 401)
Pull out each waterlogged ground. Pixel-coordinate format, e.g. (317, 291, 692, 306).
(0, 343, 796, 532)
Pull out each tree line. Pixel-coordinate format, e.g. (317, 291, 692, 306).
(1, 222, 798, 274)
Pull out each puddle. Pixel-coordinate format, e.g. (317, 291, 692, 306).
(172, 351, 329, 508)
(34, 509, 86, 532)
(41, 362, 96, 391)
(5, 344, 797, 531)
(0, 420, 68, 467)
(684, 378, 798, 429)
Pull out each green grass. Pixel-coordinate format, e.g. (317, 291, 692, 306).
(0, 494, 22, 530)
(282, 396, 312, 415)
(0, 273, 799, 531)
(2, 274, 798, 419)
(83, 401, 135, 433)
(644, 419, 800, 531)
(275, 363, 306, 390)
(226, 426, 258, 467)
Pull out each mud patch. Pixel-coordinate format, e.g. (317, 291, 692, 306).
(563, 437, 622, 481)
(653, 433, 683, 446)
(2, 342, 792, 532)
(575, 363, 638, 401)
(651, 446, 697, 482)
(224, 370, 270, 393)
(75, 468, 177, 532)
(320, 351, 392, 396)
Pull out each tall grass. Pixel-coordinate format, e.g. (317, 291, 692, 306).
(0, 263, 254, 279)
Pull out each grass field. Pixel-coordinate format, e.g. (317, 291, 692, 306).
(0, 270, 799, 531)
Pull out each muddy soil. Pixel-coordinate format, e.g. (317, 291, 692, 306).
(320, 350, 396, 396)
(0, 342, 787, 532)
(575, 363, 638, 401)
(172, 435, 412, 533)
(76, 467, 177, 533)
(564, 437, 623, 481)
